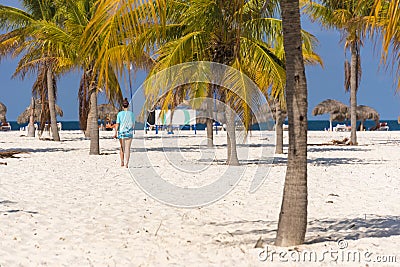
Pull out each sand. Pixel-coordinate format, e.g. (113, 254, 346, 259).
(0, 129, 399, 266)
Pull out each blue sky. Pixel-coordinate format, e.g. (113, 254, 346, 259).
(0, 1, 399, 121)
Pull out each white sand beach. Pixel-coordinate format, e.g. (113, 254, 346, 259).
(0, 130, 399, 266)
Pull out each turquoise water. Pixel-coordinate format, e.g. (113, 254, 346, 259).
(7, 120, 400, 131)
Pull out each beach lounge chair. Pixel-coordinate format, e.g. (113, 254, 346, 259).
(333, 124, 350, 132)
(376, 122, 389, 131)
(0, 122, 11, 131)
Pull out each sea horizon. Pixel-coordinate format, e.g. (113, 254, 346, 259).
(6, 119, 400, 131)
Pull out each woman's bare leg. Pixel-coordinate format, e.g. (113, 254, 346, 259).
(124, 138, 133, 168)
(119, 139, 125, 166)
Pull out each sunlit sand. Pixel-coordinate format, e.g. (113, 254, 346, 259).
(0, 130, 399, 266)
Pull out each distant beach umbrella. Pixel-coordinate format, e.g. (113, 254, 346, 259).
(17, 99, 63, 124)
(312, 99, 349, 131)
(97, 104, 118, 121)
(355, 105, 379, 122)
(0, 101, 7, 123)
(326, 104, 379, 131)
(355, 105, 379, 130)
(330, 112, 348, 122)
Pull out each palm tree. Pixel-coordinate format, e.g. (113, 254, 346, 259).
(269, 97, 287, 154)
(85, 0, 322, 164)
(83, 0, 285, 164)
(0, 0, 62, 141)
(303, 0, 376, 145)
(26, 0, 125, 154)
(275, 0, 309, 247)
(371, 0, 399, 56)
(369, 1, 400, 91)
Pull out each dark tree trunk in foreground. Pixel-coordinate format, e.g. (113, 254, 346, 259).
(275, 0, 308, 247)
(350, 43, 358, 145)
(27, 97, 35, 137)
(275, 99, 284, 154)
(47, 68, 60, 141)
(89, 87, 99, 155)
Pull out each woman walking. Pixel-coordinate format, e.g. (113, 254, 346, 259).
(114, 98, 135, 167)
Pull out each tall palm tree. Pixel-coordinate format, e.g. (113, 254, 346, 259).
(275, 0, 309, 247)
(303, 0, 376, 145)
(0, 0, 62, 141)
(370, 1, 400, 90)
(371, 0, 399, 55)
(27, 0, 124, 154)
(85, 0, 321, 164)
(83, 0, 284, 164)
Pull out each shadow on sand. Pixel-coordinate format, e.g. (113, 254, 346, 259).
(272, 156, 386, 166)
(209, 215, 400, 246)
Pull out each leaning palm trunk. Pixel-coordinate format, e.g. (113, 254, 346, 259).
(276, 0, 308, 247)
(27, 97, 35, 137)
(275, 99, 284, 154)
(206, 85, 214, 147)
(85, 108, 93, 138)
(89, 87, 99, 155)
(350, 43, 358, 145)
(225, 105, 239, 166)
(47, 68, 60, 141)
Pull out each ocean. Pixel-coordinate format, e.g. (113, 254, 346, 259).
(7, 120, 400, 131)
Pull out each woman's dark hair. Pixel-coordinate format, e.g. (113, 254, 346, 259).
(122, 98, 129, 108)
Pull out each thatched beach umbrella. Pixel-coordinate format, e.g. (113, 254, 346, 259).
(330, 112, 348, 122)
(312, 99, 349, 131)
(17, 99, 63, 124)
(0, 101, 7, 123)
(328, 104, 379, 131)
(97, 104, 118, 121)
(356, 105, 379, 130)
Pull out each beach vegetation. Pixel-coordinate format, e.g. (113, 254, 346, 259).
(303, 0, 380, 145)
(0, 0, 64, 140)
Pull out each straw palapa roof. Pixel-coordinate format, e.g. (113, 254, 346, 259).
(0, 101, 7, 123)
(355, 105, 380, 122)
(97, 104, 118, 121)
(312, 99, 349, 117)
(329, 105, 380, 122)
(17, 99, 63, 124)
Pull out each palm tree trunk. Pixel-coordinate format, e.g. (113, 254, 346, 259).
(225, 105, 239, 166)
(27, 97, 35, 137)
(89, 88, 99, 155)
(47, 68, 60, 141)
(206, 85, 214, 147)
(168, 110, 174, 133)
(85, 113, 91, 138)
(275, 0, 308, 247)
(275, 99, 284, 154)
(350, 43, 358, 144)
